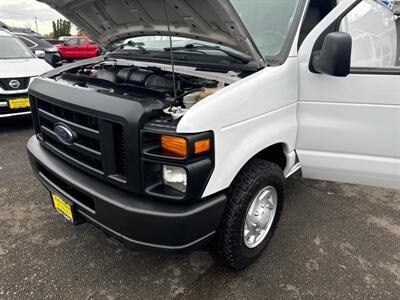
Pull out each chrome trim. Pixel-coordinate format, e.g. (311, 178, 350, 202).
(0, 89, 29, 94)
(285, 162, 301, 178)
(0, 111, 31, 118)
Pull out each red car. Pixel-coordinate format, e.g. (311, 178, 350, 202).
(56, 36, 100, 61)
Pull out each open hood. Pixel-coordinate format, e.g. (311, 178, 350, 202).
(38, 0, 265, 67)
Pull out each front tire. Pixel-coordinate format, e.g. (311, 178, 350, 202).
(218, 159, 284, 270)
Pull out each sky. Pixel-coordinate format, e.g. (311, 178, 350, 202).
(0, 0, 76, 35)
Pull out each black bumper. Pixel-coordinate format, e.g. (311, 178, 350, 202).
(27, 136, 227, 251)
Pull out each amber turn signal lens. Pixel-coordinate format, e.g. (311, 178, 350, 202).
(194, 138, 211, 154)
(161, 135, 187, 157)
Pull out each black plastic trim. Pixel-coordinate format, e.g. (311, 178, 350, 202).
(350, 67, 400, 75)
(27, 135, 227, 251)
(29, 77, 166, 193)
(140, 129, 215, 202)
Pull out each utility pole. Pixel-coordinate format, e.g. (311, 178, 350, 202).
(34, 16, 39, 33)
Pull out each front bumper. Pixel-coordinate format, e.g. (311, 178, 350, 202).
(0, 110, 31, 118)
(27, 136, 227, 251)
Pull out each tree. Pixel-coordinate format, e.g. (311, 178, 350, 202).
(52, 19, 72, 39)
(43, 33, 55, 39)
(0, 21, 10, 29)
(76, 26, 85, 36)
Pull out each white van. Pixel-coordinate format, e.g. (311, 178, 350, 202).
(28, 0, 400, 269)
(0, 29, 52, 118)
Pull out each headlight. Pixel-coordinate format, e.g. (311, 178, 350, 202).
(162, 165, 187, 193)
(141, 129, 214, 201)
(45, 47, 59, 52)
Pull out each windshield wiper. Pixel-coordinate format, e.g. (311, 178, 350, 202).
(164, 43, 251, 64)
(119, 41, 150, 54)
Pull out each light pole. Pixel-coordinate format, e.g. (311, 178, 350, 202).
(34, 16, 39, 33)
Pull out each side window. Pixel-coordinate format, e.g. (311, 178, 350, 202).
(78, 39, 85, 45)
(66, 39, 79, 46)
(339, 0, 398, 67)
(19, 37, 36, 48)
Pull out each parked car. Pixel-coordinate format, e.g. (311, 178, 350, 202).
(28, 0, 400, 269)
(0, 29, 52, 118)
(7, 27, 42, 37)
(56, 36, 100, 62)
(15, 33, 62, 67)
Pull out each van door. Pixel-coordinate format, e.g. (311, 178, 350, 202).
(297, 0, 400, 189)
(75, 38, 87, 58)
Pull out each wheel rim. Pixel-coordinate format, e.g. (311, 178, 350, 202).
(243, 186, 278, 249)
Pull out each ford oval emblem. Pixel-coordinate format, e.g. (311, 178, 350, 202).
(54, 123, 76, 144)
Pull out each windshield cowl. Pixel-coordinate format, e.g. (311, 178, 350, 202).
(107, 49, 260, 73)
(111, 37, 252, 64)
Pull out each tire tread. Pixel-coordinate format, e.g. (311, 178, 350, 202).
(218, 159, 284, 269)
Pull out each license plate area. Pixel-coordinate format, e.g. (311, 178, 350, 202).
(51, 192, 81, 224)
(9, 98, 30, 109)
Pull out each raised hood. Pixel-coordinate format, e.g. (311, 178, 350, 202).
(38, 0, 265, 67)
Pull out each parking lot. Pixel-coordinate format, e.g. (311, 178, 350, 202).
(0, 117, 398, 299)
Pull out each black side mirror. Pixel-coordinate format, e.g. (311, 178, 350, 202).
(311, 32, 352, 77)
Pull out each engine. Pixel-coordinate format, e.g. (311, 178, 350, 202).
(58, 63, 227, 118)
(95, 68, 176, 93)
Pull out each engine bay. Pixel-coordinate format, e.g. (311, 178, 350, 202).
(56, 60, 238, 118)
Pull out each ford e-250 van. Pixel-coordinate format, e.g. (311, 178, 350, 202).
(27, 0, 400, 269)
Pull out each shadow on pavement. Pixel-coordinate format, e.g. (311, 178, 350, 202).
(0, 116, 33, 133)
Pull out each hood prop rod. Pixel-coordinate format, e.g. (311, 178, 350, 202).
(162, 0, 179, 111)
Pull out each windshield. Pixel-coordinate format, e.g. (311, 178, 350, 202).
(0, 36, 33, 59)
(230, 0, 301, 57)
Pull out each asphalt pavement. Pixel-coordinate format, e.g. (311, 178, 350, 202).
(0, 117, 399, 299)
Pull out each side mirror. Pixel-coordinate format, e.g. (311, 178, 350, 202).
(311, 32, 352, 77)
(35, 50, 46, 58)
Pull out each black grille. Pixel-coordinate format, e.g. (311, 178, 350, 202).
(114, 123, 128, 177)
(33, 97, 128, 186)
(0, 78, 30, 91)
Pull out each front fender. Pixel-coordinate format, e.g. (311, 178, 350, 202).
(177, 58, 299, 197)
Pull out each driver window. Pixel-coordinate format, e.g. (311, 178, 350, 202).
(339, 0, 398, 67)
